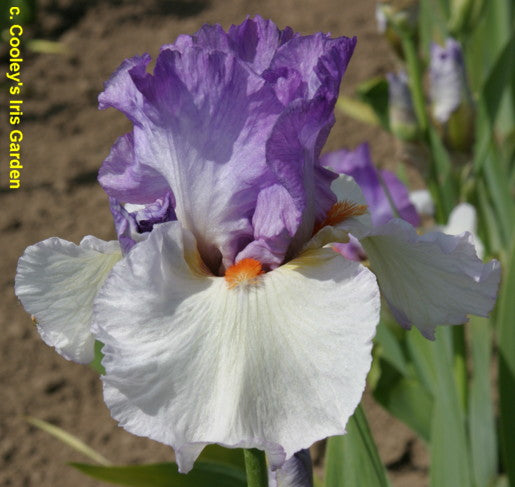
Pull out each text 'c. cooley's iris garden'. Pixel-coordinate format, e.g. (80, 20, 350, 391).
(14, 15, 501, 485)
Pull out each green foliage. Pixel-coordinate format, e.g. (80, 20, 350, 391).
(0, 0, 35, 31)
(27, 417, 112, 466)
(90, 340, 106, 375)
(498, 242, 515, 486)
(71, 462, 247, 487)
(324, 406, 390, 487)
(355, 77, 391, 131)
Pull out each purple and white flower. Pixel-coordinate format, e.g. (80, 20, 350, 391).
(430, 38, 471, 123)
(15, 16, 500, 474)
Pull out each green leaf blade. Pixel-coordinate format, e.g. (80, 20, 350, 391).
(499, 241, 515, 486)
(324, 405, 390, 487)
(71, 462, 247, 487)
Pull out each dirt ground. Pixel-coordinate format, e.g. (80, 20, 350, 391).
(1, 0, 428, 485)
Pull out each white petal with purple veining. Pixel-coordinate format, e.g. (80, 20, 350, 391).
(361, 219, 500, 338)
(92, 222, 379, 472)
(15, 236, 121, 363)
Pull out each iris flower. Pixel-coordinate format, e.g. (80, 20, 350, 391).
(15, 16, 500, 474)
(429, 38, 471, 123)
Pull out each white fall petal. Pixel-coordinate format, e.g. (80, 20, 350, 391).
(15, 236, 121, 363)
(92, 221, 380, 473)
(328, 175, 500, 338)
(361, 219, 500, 339)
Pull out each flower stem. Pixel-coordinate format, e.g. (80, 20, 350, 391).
(244, 449, 269, 487)
(400, 34, 429, 135)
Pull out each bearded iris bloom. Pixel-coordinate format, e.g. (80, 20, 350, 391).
(15, 16, 500, 474)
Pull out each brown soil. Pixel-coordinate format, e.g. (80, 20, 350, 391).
(1, 1, 427, 485)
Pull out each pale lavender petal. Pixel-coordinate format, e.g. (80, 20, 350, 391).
(387, 71, 418, 139)
(98, 54, 152, 125)
(98, 132, 169, 204)
(361, 219, 501, 338)
(117, 46, 283, 272)
(332, 236, 367, 262)
(269, 449, 313, 487)
(269, 34, 356, 103)
(265, 98, 338, 253)
(109, 198, 140, 254)
(322, 143, 420, 227)
(236, 184, 301, 268)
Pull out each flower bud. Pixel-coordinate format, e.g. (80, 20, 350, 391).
(376, 0, 419, 56)
(430, 39, 475, 152)
(387, 71, 419, 141)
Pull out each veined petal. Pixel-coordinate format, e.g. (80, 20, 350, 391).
(98, 54, 152, 125)
(235, 184, 301, 268)
(361, 219, 501, 339)
(110, 193, 177, 254)
(15, 237, 122, 363)
(93, 222, 380, 472)
(98, 132, 170, 204)
(269, 33, 356, 102)
(269, 449, 313, 487)
(266, 98, 338, 253)
(227, 16, 296, 74)
(162, 16, 296, 75)
(122, 46, 283, 272)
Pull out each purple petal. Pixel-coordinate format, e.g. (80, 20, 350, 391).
(268, 34, 356, 103)
(161, 16, 296, 75)
(266, 98, 338, 253)
(99, 19, 355, 271)
(227, 16, 297, 74)
(321, 143, 420, 227)
(379, 169, 420, 227)
(119, 46, 283, 271)
(269, 449, 313, 487)
(332, 236, 367, 262)
(98, 132, 170, 204)
(109, 193, 176, 254)
(236, 184, 301, 268)
(98, 54, 152, 125)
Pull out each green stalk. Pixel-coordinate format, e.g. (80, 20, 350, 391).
(400, 29, 458, 218)
(452, 326, 468, 412)
(400, 34, 429, 135)
(244, 449, 269, 487)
